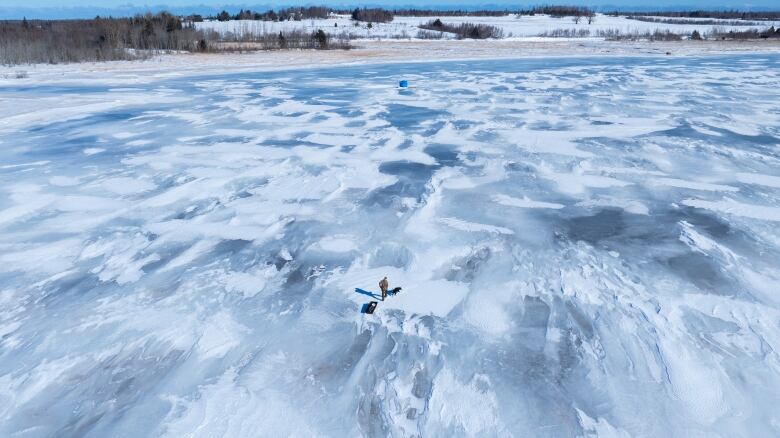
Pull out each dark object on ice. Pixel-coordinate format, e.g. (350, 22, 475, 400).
(389, 286, 402, 295)
(365, 301, 378, 314)
(380, 276, 389, 301)
(399, 80, 408, 88)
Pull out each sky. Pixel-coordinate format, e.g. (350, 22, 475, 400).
(5, 0, 780, 7)
(0, 0, 777, 19)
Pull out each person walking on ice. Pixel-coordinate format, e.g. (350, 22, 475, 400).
(379, 276, 389, 301)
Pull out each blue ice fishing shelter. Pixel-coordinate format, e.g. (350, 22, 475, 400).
(399, 80, 408, 88)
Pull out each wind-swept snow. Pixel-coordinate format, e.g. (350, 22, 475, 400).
(1, 54, 780, 437)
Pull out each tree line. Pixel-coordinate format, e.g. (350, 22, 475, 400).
(350, 8, 394, 23)
(0, 12, 348, 65)
(197, 6, 780, 25)
(419, 19, 504, 39)
(206, 5, 600, 24)
(212, 7, 330, 22)
(709, 26, 780, 40)
(626, 16, 765, 26)
(612, 10, 780, 21)
(397, 6, 595, 18)
(1, 13, 209, 65)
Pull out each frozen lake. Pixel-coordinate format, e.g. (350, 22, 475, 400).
(1, 54, 780, 437)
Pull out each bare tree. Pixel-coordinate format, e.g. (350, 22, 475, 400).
(0, 12, 351, 65)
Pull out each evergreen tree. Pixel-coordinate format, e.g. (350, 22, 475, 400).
(314, 29, 328, 48)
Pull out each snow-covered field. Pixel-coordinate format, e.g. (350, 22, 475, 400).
(1, 54, 780, 436)
(197, 13, 780, 39)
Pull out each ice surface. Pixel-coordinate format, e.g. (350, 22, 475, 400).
(1, 55, 780, 437)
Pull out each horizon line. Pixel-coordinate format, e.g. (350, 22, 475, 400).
(2, 3, 779, 20)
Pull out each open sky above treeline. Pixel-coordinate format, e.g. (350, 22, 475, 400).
(1, 1, 779, 19)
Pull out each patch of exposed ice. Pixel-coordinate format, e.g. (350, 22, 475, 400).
(577, 197, 650, 215)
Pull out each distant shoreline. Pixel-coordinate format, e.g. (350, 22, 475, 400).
(2, 38, 780, 86)
(3, 11, 780, 66)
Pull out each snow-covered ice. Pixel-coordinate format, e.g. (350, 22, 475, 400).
(1, 54, 780, 437)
